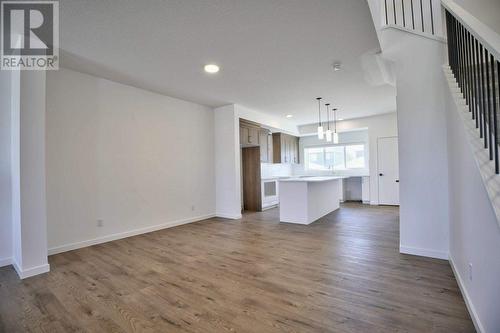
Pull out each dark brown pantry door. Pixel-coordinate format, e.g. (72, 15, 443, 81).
(242, 146, 262, 211)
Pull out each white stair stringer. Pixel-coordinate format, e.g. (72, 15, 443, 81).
(444, 65, 500, 227)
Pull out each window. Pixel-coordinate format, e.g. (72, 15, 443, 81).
(346, 144, 365, 169)
(304, 144, 366, 171)
(325, 146, 345, 170)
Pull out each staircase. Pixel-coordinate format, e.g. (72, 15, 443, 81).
(381, 0, 440, 36)
(444, 3, 500, 174)
(367, 1, 500, 332)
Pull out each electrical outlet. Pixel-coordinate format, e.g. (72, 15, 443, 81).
(468, 263, 473, 281)
(97, 219, 104, 227)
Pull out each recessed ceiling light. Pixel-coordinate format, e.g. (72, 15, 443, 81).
(338, 118, 344, 121)
(204, 64, 220, 73)
(286, 114, 293, 118)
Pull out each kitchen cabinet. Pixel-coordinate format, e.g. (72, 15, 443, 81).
(272, 133, 299, 164)
(248, 127, 259, 145)
(242, 146, 262, 211)
(259, 129, 273, 163)
(240, 120, 260, 147)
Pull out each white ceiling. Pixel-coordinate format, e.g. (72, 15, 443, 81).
(59, 0, 396, 126)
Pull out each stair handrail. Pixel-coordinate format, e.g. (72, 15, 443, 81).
(441, 0, 500, 61)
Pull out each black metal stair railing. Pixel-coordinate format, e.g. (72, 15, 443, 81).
(383, 0, 436, 35)
(445, 10, 500, 174)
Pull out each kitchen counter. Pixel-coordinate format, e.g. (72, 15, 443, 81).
(278, 176, 342, 224)
(261, 176, 291, 181)
(279, 176, 345, 182)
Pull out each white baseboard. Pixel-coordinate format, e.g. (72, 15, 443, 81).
(400, 245, 449, 260)
(449, 255, 484, 333)
(12, 260, 50, 279)
(215, 213, 242, 219)
(0, 257, 12, 268)
(48, 213, 216, 256)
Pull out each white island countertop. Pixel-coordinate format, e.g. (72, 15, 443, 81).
(279, 176, 345, 182)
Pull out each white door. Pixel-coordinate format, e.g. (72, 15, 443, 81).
(378, 137, 399, 205)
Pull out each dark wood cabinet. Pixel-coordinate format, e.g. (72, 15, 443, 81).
(259, 129, 273, 163)
(242, 146, 262, 211)
(272, 133, 299, 164)
(248, 127, 259, 145)
(240, 120, 296, 164)
(240, 120, 260, 147)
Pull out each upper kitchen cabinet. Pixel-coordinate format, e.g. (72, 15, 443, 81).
(259, 129, 273, 163)
(272, 133, 299, 164)
(240, 119, 260, 147)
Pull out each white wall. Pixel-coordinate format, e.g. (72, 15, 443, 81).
(298, 112, 398, 204)
(214, 105, 242, 219)
(380, 28, 450, 259)
(46, 68, 215, 253)
(451, 0, 500, 35)
(445, 72, 500, 333)
(0, 71, 12, 267)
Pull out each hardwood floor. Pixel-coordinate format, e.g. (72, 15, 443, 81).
(0, 203, 474, 332)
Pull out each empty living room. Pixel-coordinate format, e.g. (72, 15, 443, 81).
(1, 0, 500, 332)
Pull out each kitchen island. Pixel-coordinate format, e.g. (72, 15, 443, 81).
(279, 176, 343, 224)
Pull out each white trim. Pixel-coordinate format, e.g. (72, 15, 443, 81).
(400, 245, 449, 260)
(449, 255, 485, 333)
(48, 214, 216, 255)
(380, 24, 447, 43)
(0, 257, 12, 268)
(441, 0, 500, 61)
(12, 261, 50, 279)
(215, 213, 242, 220)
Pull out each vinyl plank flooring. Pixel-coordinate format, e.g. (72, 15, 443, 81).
(0, 203, 475, 332)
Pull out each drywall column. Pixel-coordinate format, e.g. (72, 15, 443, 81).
(0, 71, 13, 267)
(380, 29, 450, 259)
(214, 105, 242, 219)
(11, 69, 50, 278)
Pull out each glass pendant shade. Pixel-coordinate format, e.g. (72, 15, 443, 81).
(317, 126, 324, 139)
(333, 132, 339, 144)
(325, 129, 332, 142)
(316, 97, 323, 140)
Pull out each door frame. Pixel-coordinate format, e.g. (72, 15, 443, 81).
(377, 136, 399, 206)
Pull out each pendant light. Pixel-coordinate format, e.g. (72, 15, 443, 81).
(333, 108, 339, 144)
(316, 97, 324, 139)
(325, 103, 332, 142)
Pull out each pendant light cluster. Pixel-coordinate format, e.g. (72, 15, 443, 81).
(316, 97, 339, 144)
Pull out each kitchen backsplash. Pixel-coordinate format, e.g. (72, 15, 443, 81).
(261, 163, 293, 179)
